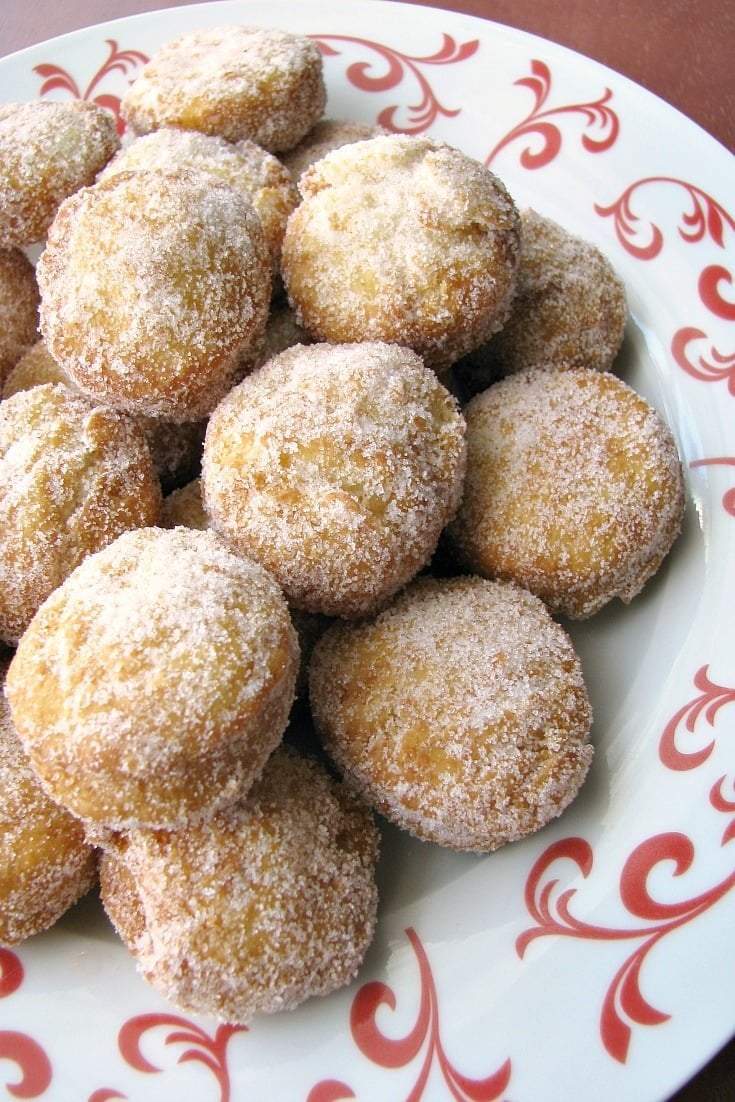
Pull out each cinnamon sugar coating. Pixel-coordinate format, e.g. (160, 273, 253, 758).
(281, 134, 521, 369)
(455, 208, 628, 396)
(3, 339, 205, 492)
(37, 169, 271, 421)
(97, 745, 379, 1023)
(446, 368, 686, 618)
(202, 341, 467, 618)
(0, 249, 39, 390)
(6, 526, 299, 829)
(0, 101, 119, 248)
(121, 26, 326, 152)
(0, 661, 97, 945)
(310, 575, 593, 851)
(0, 383, 162, 644)
(281, 117, 388, 184)
(99, 129, 298, 281)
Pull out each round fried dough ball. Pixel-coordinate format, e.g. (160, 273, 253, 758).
(5, 526, 299, 829)
(2, 339, 205, 492)
(0, 384, 162, 644)
(0, 101, 119, 248)
(99, 129, 298, 279)
(310, 575, 593, 851)
(445, 368, 686, 618)
(202, 341, 467, 618)
(0, 660, 97, 946)
(37, 169, 271, 421)
(281, 117, 388, 184)
(281, 134, 521, 370)
(0, 249, 39, 390)
(121, 26, 326, 152)
(467, 208, 628, 387)
(97, 744, 379, 1022)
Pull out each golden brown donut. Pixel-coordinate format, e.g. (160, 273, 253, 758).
(310, 575, 593, 851)
(2, 339, 205, 492)
(0, 248, 39, 390)
(202, 341, 467, 618)
(445, 367, 686, 618)
(99, 129, 298, 280)
(0, 660, 97, 946)
(0, 101, 119, 248)
(281, 134, 521, 369)
(0, 383, 162, 644)
(37, 169, 271, 421)
(97, 744, 379, 1023)
(454, 208, 628, 397)
(121, 26, 326, 152)
(5, 526, 299, 828)
(281, 117, 388, 184)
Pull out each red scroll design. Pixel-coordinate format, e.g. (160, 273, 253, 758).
(484, 59, 619, 169)
(658, 665, 735, 772)
(34, 39, 149, 133)
(308, 927, 511, 1101)
(89, 1014, 247, 1102)
(688, 457, 735, 519)
(311, 34, 479, 133)
(518, 834, 735, 1064)
(672, 328, 735, 395)
(0, 949, 53, 1099)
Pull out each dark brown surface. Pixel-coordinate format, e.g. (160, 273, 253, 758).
(0, 0, 733, 1097)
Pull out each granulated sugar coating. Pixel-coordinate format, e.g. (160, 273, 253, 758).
(281, 117, 389, 184)
(0, 383, 162, 645)
(202, 341, 467, 618)
(97, 745, 379, 1023)
(446, 367, 686, 618)
(5, 527, 299, 829)
(98, 129, 299, 280)
(310, 575, 593, 852)
(2, 339, 206, 493)
(121, 26, 326, 152)
(37, 169, 271, 422)
(453, 207, 628, 398)
(0, 101, 119, 248)
(0, 248, 39, 389)
(281, 134, 521, 370)
(0, 660, 97, 946)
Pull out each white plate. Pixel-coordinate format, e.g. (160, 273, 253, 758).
(1, 3, 734, 1099)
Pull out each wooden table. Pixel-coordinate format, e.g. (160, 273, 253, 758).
(0, 1, 733, 1098)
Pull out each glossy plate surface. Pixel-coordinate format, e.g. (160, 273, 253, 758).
(1, 3, 734, 1099)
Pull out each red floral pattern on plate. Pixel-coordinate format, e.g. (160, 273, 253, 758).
(518, 665, 735, 1063)
(34, 39, 148, 132)
(308, 927, 512, 1101)
(311, 33, 478, 133)
(484, 58, 619, 168)
(88, 1014, 246, 1102)
(0, 949, 52, 1098)
(594, 177, 735, 262)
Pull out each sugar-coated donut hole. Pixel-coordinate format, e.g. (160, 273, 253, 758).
(37, 169, 271, 421)
(97, 745, 379, 1023)
(309, 575, 594, 851)
(0, 101, 120, 248)
(445, 367, 686, 618)
(121, 26, 327, 152)
(202, 340, 467, 618)
(281, 134, 521, 369)
(0, 383, 162, 644)
(6, 527, 299, 828)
